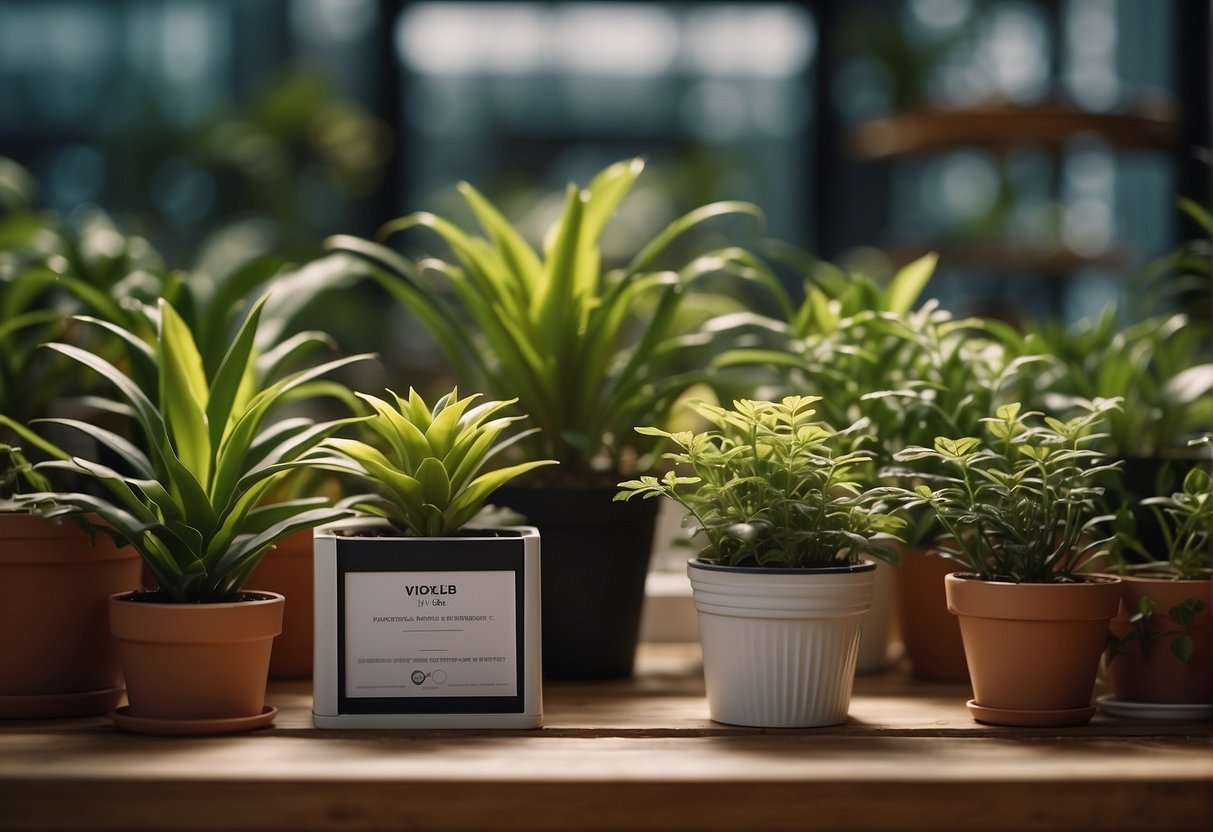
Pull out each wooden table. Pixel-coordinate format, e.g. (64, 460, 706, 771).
(1, 644, 1209, 832)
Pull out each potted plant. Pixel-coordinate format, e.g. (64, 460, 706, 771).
(6, 296, 373, 734)
(616, 396, 904, 728)
(326, 158, 762, 678)
(1101, 454, 1211, 717)
(895, 399, 1123, 727)
(0, 167, 149, 718)
(310, 387, 554, 728)
(708, 248, 1042, 679)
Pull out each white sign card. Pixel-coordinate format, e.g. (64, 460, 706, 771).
(344, 570, 518, 699)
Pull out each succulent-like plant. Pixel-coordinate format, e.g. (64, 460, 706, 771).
(894, 399, 1122, 583)
(615, 396, 905, 569)
(2, 296, 374, 602)
(326, 157, 762, 481)
(319, 387, 557, 537)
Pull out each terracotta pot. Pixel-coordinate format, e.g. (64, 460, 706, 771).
(0, 513, 142, 718)
(1106, 575, 1212, 705)
(946, 573, 1122, 726)
(250, 530, 314, 679)
(108, 591, 283, 724)
(894, 545, 969, 682)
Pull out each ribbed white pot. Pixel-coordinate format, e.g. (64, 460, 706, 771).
(689, 559, 876, 728)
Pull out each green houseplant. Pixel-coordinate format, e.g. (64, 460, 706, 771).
(310, 387, 554, 729)
(894, 399, 1124, 726)
(617, 395, 904, 727)
(709, 248, 1042, 678)
(5, 296, 373, 733)
(0, 166, 149, 718)
(328, 157, 763, 678)
(1102, 458, 1211, 712)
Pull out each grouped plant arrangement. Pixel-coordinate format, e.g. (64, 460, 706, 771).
(893, 399, 1125, 726)
(709, 247, 1042, 677)
(3, 296, 373, 732)
(617, 395, 904, 727)
(327, 157, 764, 679)
(1102, 456, 1211, 710)
(309, 387, 552, 729)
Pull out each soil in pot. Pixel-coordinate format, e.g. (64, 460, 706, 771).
(1106, 575, 1212, 706)
(493, 483, 658, 680)
(946, 573, 1121, 727)
(0, 514, 142, 718)
(107, 590, 283, 733)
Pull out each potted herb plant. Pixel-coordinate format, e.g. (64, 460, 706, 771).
(895, 399, 1123, 727)
(6, 296, 372, 734)
(327, 158, 762, 679)
(616, 396, 904, 728)
(1101, 454, 1211, 717)
(708, 248, 1041, 679)
(310, 387, 554, 728)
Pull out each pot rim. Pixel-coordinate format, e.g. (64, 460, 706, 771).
(109, 590, 285, 608)
(946, 572, 1121, 588)
(317, 517, 537, 541)
(689, 558, 877, 576)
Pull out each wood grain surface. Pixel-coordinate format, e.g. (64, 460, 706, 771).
(1, 644, 1209, 832)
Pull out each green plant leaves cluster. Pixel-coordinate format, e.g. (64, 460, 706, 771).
(894, 399, 1122, 582)
(326, 157, 763, 478)
(319, 388, 556, 537)
(2, 296, 373, 602)
(616, 396, 905, 569)
(1105, 458, 1212, 580)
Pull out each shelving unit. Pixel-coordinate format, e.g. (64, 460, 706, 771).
(2, 643, 1209, 832)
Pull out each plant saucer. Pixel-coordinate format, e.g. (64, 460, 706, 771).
(0, 687, 124, 719)
(966, 699, 1096, 727)
(109, 705, 277, 736)
(1096, 695, 1212, 722)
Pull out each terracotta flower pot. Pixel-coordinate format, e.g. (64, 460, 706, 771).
(108, 591, 283, 733)
(946, 573, 1122, 727)
(0, 513, 142, 718)
(1106, 575, 1212, 705)
(894, 545, 969, 682)
(250, 530, 315, 680)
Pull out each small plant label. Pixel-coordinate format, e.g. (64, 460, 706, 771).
(312, 521, 542, 729)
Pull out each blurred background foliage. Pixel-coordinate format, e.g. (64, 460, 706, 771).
(0, 0, 1207, 393)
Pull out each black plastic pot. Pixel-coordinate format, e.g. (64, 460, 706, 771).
(493, 484, 659, 680)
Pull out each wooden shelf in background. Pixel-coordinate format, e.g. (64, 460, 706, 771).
(851, 101, 1176, 160)
(1, 643, 1209, 832)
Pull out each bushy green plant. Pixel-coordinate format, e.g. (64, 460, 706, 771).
(615, 396, 904, 569)
(327, 158, 762, 480)
(1105, 459, 1212, 581)
(708, 249, 1043, 544)
(894, 399, 1121, 583)
(2, 296, 373, 602)
(1018, 304, 1212, 459)
(318, 387, 556, 537)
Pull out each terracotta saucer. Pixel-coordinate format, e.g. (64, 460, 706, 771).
(109, 705, 277, 736)
(0, 687, 124, 719)
(966, 699, 1096, 727)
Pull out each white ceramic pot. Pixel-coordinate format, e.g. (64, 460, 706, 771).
(688, 559, 876, 728)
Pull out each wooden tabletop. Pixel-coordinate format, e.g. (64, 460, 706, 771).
(1, 643, 1209, 832)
